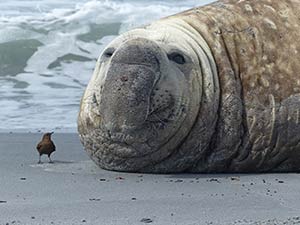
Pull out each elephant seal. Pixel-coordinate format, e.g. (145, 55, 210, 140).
(78, 0, 300, 173)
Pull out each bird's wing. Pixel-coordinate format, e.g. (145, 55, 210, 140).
(36, 142, 42, 150)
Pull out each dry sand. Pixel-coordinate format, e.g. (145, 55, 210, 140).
(0, 133, 300, 225)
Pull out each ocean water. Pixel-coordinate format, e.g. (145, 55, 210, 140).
(0, 0, 215, 132)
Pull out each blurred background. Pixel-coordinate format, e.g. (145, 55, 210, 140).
(0, 0, 214, 132)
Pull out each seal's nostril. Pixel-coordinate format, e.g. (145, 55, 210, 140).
(105, 122, 113, 132)
(105, 122, 123, 134)
(120, 125, 133, 134)
(92, 93, 97, 104)
(107, 129, 111, 138)
(120, 76, 128, 82)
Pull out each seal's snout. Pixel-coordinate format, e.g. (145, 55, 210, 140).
(99, 38, 161, 136)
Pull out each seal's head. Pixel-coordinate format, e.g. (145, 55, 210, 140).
(78, 18, 218, 172)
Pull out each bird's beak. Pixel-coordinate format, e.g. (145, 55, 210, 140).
(50, 132, 54, 135)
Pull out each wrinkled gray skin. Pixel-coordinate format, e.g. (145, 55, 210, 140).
(78, 19, 219, 173)
(78, 0, 300, 173)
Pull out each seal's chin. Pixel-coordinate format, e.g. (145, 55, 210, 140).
(108, 132, 135, 144)
(97, 93, 185, 158)
(97, 127, 153, 158)
(99, 119, 155, 152)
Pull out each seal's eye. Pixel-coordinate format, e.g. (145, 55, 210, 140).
(103, 48, 115, 58)
(168, 52, 185, 64)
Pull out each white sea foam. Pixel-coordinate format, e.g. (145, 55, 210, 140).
(30, 160, 99, 174)
(0, 0, 215, 132)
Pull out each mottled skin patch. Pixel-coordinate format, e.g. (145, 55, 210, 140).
(78, 0, 300, 173)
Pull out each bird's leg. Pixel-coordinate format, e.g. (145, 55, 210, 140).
(38, 155, 42, 164)
(48, 155, 53, 164)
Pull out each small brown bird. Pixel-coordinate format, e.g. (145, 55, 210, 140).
(36, 132, 56, 163)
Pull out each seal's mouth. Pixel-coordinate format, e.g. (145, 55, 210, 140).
(97, 83, 186, 158)
(100, 131, 135, 144)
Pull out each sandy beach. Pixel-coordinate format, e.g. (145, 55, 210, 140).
(0, 133, 299, 225)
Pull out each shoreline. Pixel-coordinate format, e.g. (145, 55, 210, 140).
(1, 133, 300, 225)
(0, 128, 78, 134)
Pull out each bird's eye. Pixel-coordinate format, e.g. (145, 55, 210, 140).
(103, 48, 115, 58)
(168, 52, 185, 64)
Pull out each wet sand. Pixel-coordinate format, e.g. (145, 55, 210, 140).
(0, 133, 300, 225)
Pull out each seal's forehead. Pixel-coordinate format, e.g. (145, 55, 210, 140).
(106, 22, 190, 51)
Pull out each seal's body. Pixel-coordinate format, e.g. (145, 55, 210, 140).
(78, 0, 300, 173)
